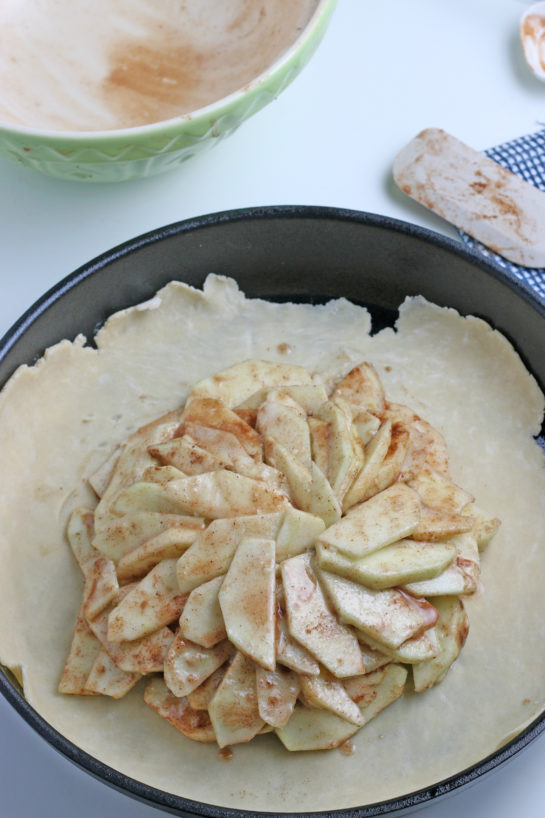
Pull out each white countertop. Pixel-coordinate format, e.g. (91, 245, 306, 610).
(1, 1, 544, 815)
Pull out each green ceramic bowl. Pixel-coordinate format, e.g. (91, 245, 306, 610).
(0, 0, 336, 183)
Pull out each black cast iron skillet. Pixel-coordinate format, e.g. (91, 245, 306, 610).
(1, 206, 544, 817)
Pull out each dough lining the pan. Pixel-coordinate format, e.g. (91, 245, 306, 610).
(0, 275, 544, 811)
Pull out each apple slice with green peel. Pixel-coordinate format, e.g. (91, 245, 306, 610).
(275, 585, 320, 675)
(58, 606, 102, 695)
(189, 360, 313, 408)
(281, 553, 364, 678)
(308, 417, 330, 475)
(462, 503, 501, 550)
(110, 482, 194, 516)
(257, 399, 312, 474)
(92, 511, 205, 562)
(187, 665, 227, 710)
(316, 400, 363, 503)
(107, 558, 187, 642)
(179, 575, 226, 648)
(181, 397, 262, 461)
(144, 676, 216, 743)
(116, 526, 201, 582)
(208, 652, 265, 747)
(316, 538, 456, 590)
(256, 666, 300, 727)
(355, 663, 408, 721)
(275, 705, 360, 751)
(176, 513, 283, 593)
(163, 633, 233, 697)
(148, 435, 225, 474)
(331, 362, 385, 416)
(408, 467, 474, 514)
(316, 566, 437, 649)
(299, 672, 365, 726)
(413, 596, 469, 692)
(275, 508, 326, 561)
(238, 384, 328, 413)
(84, 649, 140, 698)
(165, 470, 289, 519)
(319, 483, 421, 560)
(410, 506, 474, 541)
(342, 420, 392, 510)
(219, 537, 276, 670)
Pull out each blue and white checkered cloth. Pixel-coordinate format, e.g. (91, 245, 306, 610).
(457, 129, 545, 302)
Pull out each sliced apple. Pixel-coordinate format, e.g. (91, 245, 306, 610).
(141, 465, 186, 485)
(316, 400, 363, 503)
(148, 435, 225, 474)
(238, 384, 328, 413)
(275, 508, 326, 561)
(88, 444, 124, 498)
(66, 507, 97, 569)
(408, 467, 473, 514)
(84, 649, 140, 698)
(110, 482, 193, 516)
(177, 512, 283, 593)
(308, 462, 342, 527)
(316, 567, 437, 649)
(187, 665, 227, 710)
(413, 596, 469, 691)
(275, 705, 359, 751)
(359, 629, 439, 664)
(281, 553, 364, 678)
(179, 575, 227, 648)
(163, 633, 233, 697)
(316, 538, 456, 590)
(165, 470, 289, 519)
(257, 399, 312, 474)
(269, 441, 312, 509)
(331, 362, 385, 416)
(410, 506, 474, 541)
(276, 585, 320, 675)
(92, 511, 204, 562)
(343, 420, 392, 510)
(116, 525, 202, 582)
(82, 555, 119, 621)
(462, 503, 501, 550)
(319, 483, 421, 559)
(299, 672, 365, 726)
(352, 409, 381, 445)
(364, 424, 410, 500)
(87, 604, 174, 673)
(107, 558, 186, 641)
(219, 538, 276, 670)
(208, 651, 265, 747)
(256, 666, 300, 727)
(181, 397, 262, 461)
(144, 676, 216, 743)
(308, 417, 330, 475)
(402, 562, 475, 597)
(189, 360, 312, 408)
(58, 606, 102, 695)
(354, 663, 408, 721)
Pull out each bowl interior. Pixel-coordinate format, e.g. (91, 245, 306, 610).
(1, 206, 544, 817)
